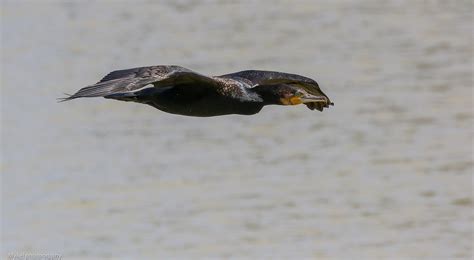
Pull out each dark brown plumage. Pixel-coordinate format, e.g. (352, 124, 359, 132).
(61, 65, 333, 117)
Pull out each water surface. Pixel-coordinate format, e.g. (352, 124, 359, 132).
(2, 1, 472, 258)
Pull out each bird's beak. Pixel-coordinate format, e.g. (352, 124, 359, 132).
(302, 93, 334, 111)
(300, 96, 329, 104)
(298, 91, 329, 104)
(281, 93, 329, 106)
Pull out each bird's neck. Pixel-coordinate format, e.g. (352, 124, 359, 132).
(249, 85, 281, 105)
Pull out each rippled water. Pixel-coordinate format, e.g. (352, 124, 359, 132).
(2, 0, 473, 258)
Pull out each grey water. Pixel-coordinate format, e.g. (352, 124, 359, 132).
(2, 0, 472, 258)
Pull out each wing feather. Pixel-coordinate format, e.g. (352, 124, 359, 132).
(61, 66, 218, 101)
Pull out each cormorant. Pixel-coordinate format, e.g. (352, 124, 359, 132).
(61, 65, 333, 117)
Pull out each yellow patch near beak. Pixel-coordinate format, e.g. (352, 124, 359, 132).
(289, 96, 303, 105)
(280, 96, 303, 105)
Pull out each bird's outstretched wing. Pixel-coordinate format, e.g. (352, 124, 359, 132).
(221, 70, 333, 111)
(60, 65, 218, 101)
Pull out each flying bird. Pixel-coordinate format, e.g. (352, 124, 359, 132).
(61, 65, 333, 117)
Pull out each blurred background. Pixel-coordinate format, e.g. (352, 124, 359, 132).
(1, 0, 472, 259)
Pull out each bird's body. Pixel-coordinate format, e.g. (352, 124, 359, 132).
(137, 81, 264, 116)
(62, 65, 333, 117)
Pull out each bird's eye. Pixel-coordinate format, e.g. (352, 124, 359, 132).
(295, 91, 304, 97)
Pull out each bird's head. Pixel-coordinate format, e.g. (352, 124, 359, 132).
(254, 84, 332, 111)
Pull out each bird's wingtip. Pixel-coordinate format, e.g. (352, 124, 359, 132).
(57, 93, 74, 103)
